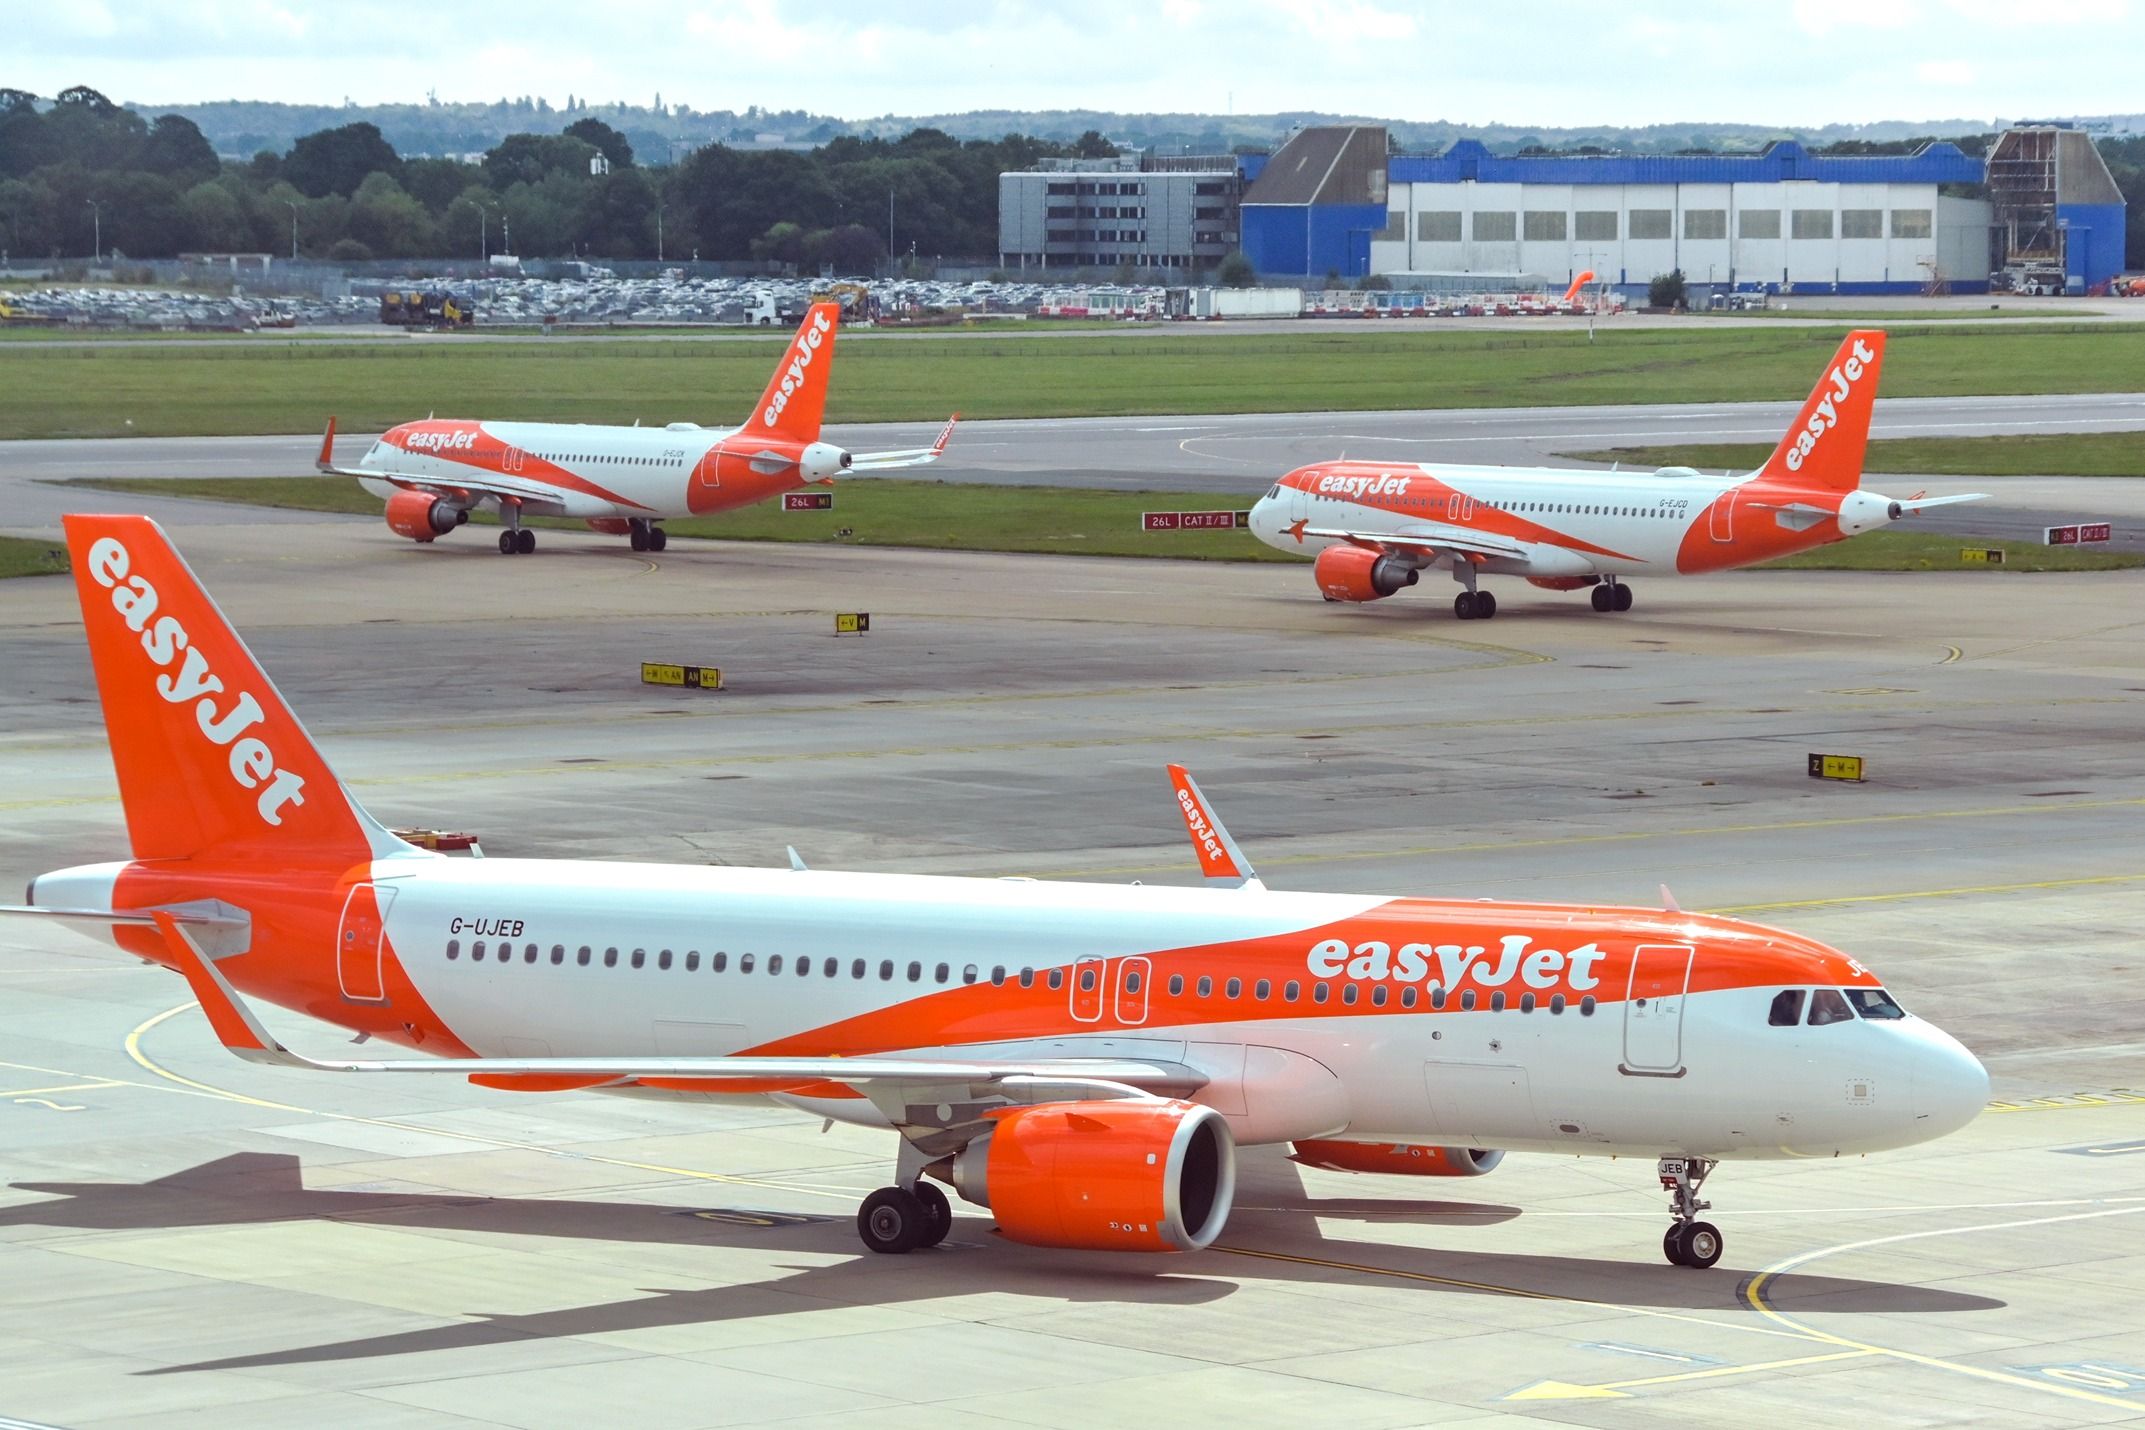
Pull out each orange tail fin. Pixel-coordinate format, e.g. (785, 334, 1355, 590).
(1758, 330, 1885, 494)
(63, 514, 403, 864)
(747, 301, 840, 443)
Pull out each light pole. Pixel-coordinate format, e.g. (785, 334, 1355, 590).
(656, 200, 664, 263)
(476, 201, 493, 261)
(84, 199, 102, 262)
(284, 200, 299, 261)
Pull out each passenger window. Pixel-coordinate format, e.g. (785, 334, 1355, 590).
(473, 941, 486, 960)
(1429, 985, 1446, 1010)
(853, 959, 867, 979)
(710, 951, 726, 972)
(657, 950, 672, 970)
(1846, 987, 1907, 1020)
(1341, 984, 1359, 1005)
(446, 939, 460, 959)
(879, 959, 894, 980)
(1312, 983, 1329, 1004)
(578, 946, 593, 966)
(1048, 968, 1063, 990)
(797, 956, 810, 977)
(1768, 989, 1807, 1026)
(629, 949, 646, 969)
(737, 952, 752, 973)
(935, 963, 950, 984)
(907, 961, 922, 982)
(605, 947, 620, 968)
(1255, 979, 1271, 1000)
(685, 952, 700, 972)
(1580, 995, 1597, 1016)
(1169, 974, 1185, 995)
(824, 958, 838, 978)
(1079, 967, 1096, 992)
(1809, 988, 1854, 1026)
(1371, 985, 1388, 1008)
(551, 945, 565, 964)
(1225, 978, 1241, 999)
(1196, 976, 1213, 997)
(1400, 986, 1417, 1009)
(767, 954, 782, 975)
(1489, 991, 1505, 1012)
(1125, 970, 1142, 993)
(1019, 967, 1035, 988)
(989, 966, 1005, 986)
(524, 943, 537, 962)
(1283, 980, 1300, 1002)
(1460, 989, 1478, 1011)
(1519, 992, 1536, 1013)
(1550, 993, 1566, 1014)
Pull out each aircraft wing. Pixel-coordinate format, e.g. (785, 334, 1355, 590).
(1303, 523, 1529, 562)
(152, 913, 1205, 1102)
(846, 413, 959, 472)
(313, 417, 564, 508)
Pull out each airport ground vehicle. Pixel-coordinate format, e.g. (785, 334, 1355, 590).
(1248, 330, 1985, 618)
(378, 290, 474, 328)
(318, 302, 957, 554)
(6, 514, 1988, 1266)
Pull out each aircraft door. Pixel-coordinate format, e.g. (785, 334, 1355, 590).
(1070, 956, 1107, 1023)
(1621, 943, 1693, 1074)
(1288, 481, 1308, 524)
(502, 444, 526, 474)
(1709, 486, 1738, 542)
(1113, 956, 1151, 1025)
(336, 884, 396, 1004)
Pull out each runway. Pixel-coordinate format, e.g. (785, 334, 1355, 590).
(2, 390, 2140, 546)
(2, 522, 2142, 1425)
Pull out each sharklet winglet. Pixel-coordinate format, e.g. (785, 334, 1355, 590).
(1165, 764, 1263, 890)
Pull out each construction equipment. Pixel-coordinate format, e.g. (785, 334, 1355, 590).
(379, 290, 476, 329)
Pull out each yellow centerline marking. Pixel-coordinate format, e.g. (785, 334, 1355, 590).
(125, 1003, 859, 1204)
(0, 1079, 125, 1098)
(1745, 1204, 2145, 1412)
(1507, 1348, 1876, 1400)
(1985, 1090, 2145, 1114)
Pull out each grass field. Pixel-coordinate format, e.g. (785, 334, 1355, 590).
(59, 475, 2141, 572)
(6, 323, 2143, 440)
(0, 534, 69, 579)
(1690, 307, 2073, 321)
(1563, 431, 2145, 477)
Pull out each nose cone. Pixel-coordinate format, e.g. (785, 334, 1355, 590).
(1910, 1019, 1989, 1141)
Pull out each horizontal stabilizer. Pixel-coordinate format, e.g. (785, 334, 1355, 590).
(1889, 492, 1989, 515)
(848, 413, 960, 472)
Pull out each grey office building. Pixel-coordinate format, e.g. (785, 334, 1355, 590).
(998, 157, 1240, 273)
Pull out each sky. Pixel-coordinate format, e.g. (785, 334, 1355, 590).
(9, 0, 2139, 129)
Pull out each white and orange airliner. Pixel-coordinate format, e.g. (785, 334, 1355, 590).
(1249, 329, 1986, 617)
(7, 515, 1987, 1267)
(316, 302, 956, 555)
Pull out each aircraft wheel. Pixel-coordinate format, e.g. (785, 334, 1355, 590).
(516, 529, 536, 555)
(1663, 1225, 1689, 1266)
(1614, 584, 1633, 612)
(497, 530, 517, 556)
(1590, 583, 1612, 612)
(858, 1186, 925, 1254)
(1453, 591, 1478, 620)
(1682, 1220, 1723, 1268)
(648, 526, 668, 552)
(912, 1181, 953, 1248)
(1476, 591, 1497, 619)
(629, 524, 649, 552)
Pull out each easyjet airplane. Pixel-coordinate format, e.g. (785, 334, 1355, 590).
(6, 515, 1987, 1268)
(315, 302, 956, 555)
(1248, 329, 1986, 618)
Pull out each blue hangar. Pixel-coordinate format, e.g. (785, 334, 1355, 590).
(1239, 123, 2127, 296)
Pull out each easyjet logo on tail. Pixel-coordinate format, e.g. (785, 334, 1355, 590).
(84, 538, 306, 825)
(1176, 788, 1231, 871)
(762, 309, 833, 428)
(1784, 338, 1875, 474)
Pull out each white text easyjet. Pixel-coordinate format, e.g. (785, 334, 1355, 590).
(87, 538, 308, 825)
(1784, 338, 1875, 473)
(762, 310, 832, 427)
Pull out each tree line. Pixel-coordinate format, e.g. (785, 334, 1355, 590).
(0, 86, 1110, 265)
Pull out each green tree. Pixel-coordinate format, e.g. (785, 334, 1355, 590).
(180, 180, 251, 251)
(1072, 129, 1116, 159)
(564, 117, 634, 169)
(349, 172, 434, 255)
(284, 121, 402, 197)
(1217, 251, 1255, 287)
(140, 114, 219, 182)
(483, 132, 597, 189)
(575, 168, 655, 256)
(820, 222, 882, 274)
(1649, 268, 1687, 308)
(751, 220, 808, 265)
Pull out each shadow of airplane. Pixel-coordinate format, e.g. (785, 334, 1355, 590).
(1, 1149, 2004, 1378)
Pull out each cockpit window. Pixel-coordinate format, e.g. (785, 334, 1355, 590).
(1845, 987, 1907, 1020)
(1808, 988, 1854, 1026)
(1767, 989, 1806, 1026)
(1266, 485, 1282, 499)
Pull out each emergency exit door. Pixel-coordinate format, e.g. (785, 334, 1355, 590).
(1621, 943, 1693, 1074)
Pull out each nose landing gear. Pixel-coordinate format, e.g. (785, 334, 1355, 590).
(1659, 1155, 1722, 1268)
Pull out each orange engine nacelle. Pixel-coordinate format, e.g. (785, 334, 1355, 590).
(1314, 544, 1419, 602)
(948, 1100, 1235, 1252)
(384, 490, 465, 543)
(1526, 576, 1598, 592)
(1289, 1141, 1505, 1176)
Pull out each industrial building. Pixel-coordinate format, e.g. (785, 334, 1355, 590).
(997, 154, 1240, 273)
(1233, 124, 2128, 296)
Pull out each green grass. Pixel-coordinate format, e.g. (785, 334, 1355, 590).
(6, 323, 2143, 440)
(1563, 432, 2145, 478)
(60, 475, 2142, 571)
(1756, 531, 2141, 572)
(59, 475, 1295, 562)
(1690, 308, 2073, 321)
(0, 534, 69, 578)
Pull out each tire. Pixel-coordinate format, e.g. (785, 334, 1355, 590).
(648, 526, 668, 552)
(497, 530, 517, 556)
(516, 529, 536, 555)
(1476, 591, 1497, 619)
(1614, 584, 1633, 612)
(1682, 1220, 1723, 1269)
(912, 1181, 953, 1248)
(629, 525, 648, 552)
(1454, 591, 1477, 620)
(857, 1186, 923, 1254)
(1591, 584, 1612, 612)
(1664, 1224, 1691, 1266)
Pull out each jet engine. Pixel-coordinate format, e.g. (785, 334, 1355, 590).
(948, 1100, 1235, 1252)
(384, 490, 466, 542)
(1289, 1140, 1504, 1176)
(1313, 545, 1419, 602)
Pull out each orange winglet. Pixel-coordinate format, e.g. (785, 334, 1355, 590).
(316, 416, 338, 471)
(931, 413, 961, 455)
(151, 911, 283, 1058)
(1165, 764, 1258, 886)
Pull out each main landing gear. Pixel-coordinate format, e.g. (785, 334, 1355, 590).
(1659, 1155, 1723, 1268)
(1451, 563, 1498, 620)
(1591, 579, 1634, 613)
(857, 1180, 953, 1254)
(496, 526, 536, 556)
(627, 519, 669, 553)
